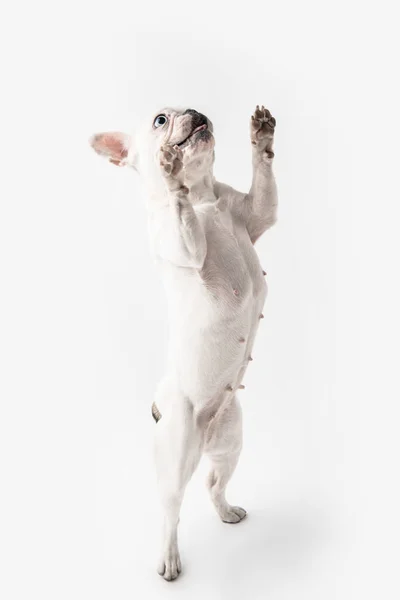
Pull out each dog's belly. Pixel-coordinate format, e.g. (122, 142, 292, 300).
(174, 291, 266, 405)
(162, 217, 267, 405)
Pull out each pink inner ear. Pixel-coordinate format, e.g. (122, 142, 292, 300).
(91, 132, 128, 162)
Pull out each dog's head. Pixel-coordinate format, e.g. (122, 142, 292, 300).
(90, 107, 215, 185)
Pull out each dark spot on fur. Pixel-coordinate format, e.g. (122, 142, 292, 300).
(152, 402, 162, 423)
(183, 108, 208, 129)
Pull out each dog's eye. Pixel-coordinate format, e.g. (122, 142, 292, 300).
(153, 114, 168, 128)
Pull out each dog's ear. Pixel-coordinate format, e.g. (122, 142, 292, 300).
(90, 132, 134, 167)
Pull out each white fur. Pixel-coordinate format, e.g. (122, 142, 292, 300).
(90, 106, 278, 580)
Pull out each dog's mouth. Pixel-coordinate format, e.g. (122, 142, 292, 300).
(176, 124, 208, 148)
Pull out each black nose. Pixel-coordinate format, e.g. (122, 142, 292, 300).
(183, 108, 208, 128)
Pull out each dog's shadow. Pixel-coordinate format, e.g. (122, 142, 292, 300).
(178, 501, 329, 597)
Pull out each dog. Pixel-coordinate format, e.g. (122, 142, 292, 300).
(90, 105, 277, 580)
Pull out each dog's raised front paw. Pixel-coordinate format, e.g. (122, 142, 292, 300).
(220, 505, 247, 524)
(251, 105, 276, 158)
(160, 144, 183, 177)
(157, 547, 182, 581)
(159, 144, 189, 194)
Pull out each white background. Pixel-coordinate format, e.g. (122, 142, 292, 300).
(1, 1, 399, 599)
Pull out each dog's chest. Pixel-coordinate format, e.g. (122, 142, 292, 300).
(199, 206, 266, 306)
(214, 204, 235, 236)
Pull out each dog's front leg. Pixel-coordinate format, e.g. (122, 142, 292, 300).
(156, 145, 207, 269)
(245, 106, 278, 243)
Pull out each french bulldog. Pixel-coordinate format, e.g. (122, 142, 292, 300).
(90, 105, 277, 580)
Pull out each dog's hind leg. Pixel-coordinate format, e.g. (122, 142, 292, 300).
(205, 396, 247, 523)
(155, 395, 203, 581)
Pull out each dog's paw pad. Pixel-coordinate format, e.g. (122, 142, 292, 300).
(160, 144, 183, 178)
(251, 105, 276, 144)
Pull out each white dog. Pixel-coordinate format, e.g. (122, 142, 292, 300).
(90, 105, 277, 580)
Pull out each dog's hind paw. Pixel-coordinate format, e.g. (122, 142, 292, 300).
(220, 505, 247, 524)
(157, 548, 182, 581)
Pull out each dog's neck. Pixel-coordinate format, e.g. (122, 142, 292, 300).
(144, 166, 217, 209)
(185, 171, 216, 205)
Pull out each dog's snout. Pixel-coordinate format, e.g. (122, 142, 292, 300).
(183, 108, 208, 129)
